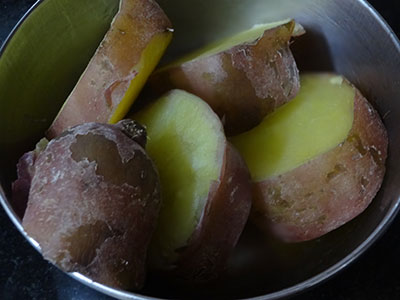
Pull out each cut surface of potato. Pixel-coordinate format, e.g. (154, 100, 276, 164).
(150, 20, 303, 136)
(132, 90, 252, 280)
(166, 19, 297, 66)
(232, 73, 388, 242)
(47, 0, 173, 138)
(21, 120, 161, 290)
(231, 74, 355, 180)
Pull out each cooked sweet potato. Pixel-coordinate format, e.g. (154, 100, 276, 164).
(132, 89, 252, 281)
(21, 120, 161, 290)
(12, 138, 48, 219)
(231, 73, 388, 242)
(47, 0, 173, 138)
(149, 19, 304, 136)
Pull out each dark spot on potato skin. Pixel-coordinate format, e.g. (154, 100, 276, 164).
(369, 146, 384, 166)
(347, 134, 368, 156)
(64, 221, 116, 267)
(268, 187, 291, 209)
(361, 176, 369, 191)
(326, 164, 346, 181)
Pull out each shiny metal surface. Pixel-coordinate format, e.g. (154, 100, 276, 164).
(1, 0, 400, 299)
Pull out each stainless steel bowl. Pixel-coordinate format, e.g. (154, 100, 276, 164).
(1, 0, 400, 299)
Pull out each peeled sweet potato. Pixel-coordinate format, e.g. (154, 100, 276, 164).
(20, 120, 161, 290)
(231, 73, 388, 242)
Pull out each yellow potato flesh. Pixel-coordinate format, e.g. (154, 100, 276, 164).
(109, 33, 172, 123)
(231, 74, 355, 181)
(161, 19, 292, 69)
(132, 90, 225, 267)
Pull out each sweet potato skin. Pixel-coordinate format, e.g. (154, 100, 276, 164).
(252, 88, 388, 242)
(22, 121, 161, 290)
(12, 151, 36, 219)
(150, 21, 300, 136)
(12, 138, 49, 219)
(176, 143, 252, 281)
(47, 0, 172, 139)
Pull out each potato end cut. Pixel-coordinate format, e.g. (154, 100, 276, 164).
(132, 90, 226, 269)
(47, 0, 173, 139)
(231, 73, 355, 181)
(249, 76, 388, 242)
(175, 143, 252, 282)
(133, 90, 251, 281)
(150, 20, 303, 136)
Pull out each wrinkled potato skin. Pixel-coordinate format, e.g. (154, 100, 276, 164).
(150, 21, 300, 136)
(47, 0, 172, 138)
(176, 143, 252, 282)
(252, 88, 388, 242)
(22, 122, 161, 290)
(12, 139, 48, 219)
(12, 151, 36, 219)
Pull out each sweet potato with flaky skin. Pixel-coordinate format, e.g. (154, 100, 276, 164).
(176, 143, 252, 281)
(132, 90, 252, 281)
(232, 74, 388, 242)
(12, 138, 48, 219)
(47, 0, 173, 139)
(21, 120, 161, 290)
(149, 20, 303, 136)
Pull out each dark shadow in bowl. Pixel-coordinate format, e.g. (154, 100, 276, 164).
(291, 28, 335, 72)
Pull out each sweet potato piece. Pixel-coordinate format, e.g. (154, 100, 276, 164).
(231, 74, 388, 242)
(150, 20, 304, 136)
(132, 90, 252, 281)
(21, 120, 161, 290)
(11, 138, 48, 219)
(47, 0, 173, 138)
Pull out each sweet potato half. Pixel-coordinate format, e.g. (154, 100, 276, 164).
(132, 89, 252, 281)
(150, 19, 304, 135)
(231, 73, 388, 242)
(47, 0, 173, 138)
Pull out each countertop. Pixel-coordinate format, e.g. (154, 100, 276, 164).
(1, 0, 400, 299)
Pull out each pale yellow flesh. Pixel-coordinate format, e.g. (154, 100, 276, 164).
(109, 32, 172, 123)
(159, 19, 291, 70)
(231, 74, 355, 181)
(132, 90, 225, 267)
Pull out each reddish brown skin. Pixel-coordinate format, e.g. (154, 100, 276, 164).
(175, 143, 252, 282)
(12, 151, 36, 219)
(150, 21, 301, 136)
(252, 88, 388, 242)
(47, 0, 172, 139)
(22, 121, 161, 290)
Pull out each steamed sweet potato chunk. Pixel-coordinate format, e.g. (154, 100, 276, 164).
(47, 0, 173, 138)
(232, 74, 388, 242)
(132, 90, 252, 281)
(150, 20, 304, 135)
(21, 120, 161, 290)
